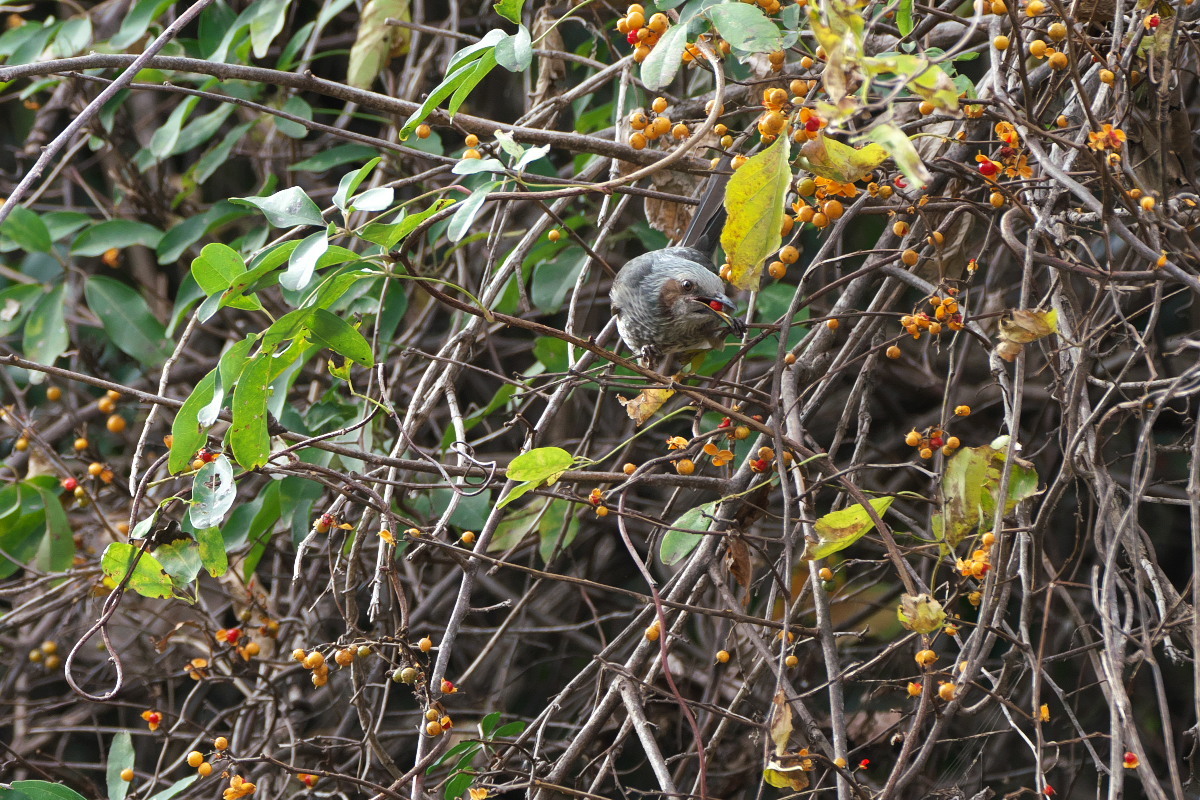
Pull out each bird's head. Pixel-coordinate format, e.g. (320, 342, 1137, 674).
(653, 260, 746, 338)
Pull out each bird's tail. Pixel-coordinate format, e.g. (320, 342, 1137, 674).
(680, 157, 732, 256)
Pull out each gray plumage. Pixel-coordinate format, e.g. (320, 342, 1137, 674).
(611, 246, 745, 371)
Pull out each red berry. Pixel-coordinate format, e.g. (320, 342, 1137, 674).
(718, 417, 731, 428)
(62, 478, 78, 492)
(805, 118, 821, 132)
(859, 759, 870, 769)
(1147, 13, 1160, 26)
(627, 29, 640, 44)
(895, 177, 907, 188)
(929, 436, 944, 448)
(979, 160, 999, 176)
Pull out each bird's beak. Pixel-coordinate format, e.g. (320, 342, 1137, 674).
(697, 294, 746, 337)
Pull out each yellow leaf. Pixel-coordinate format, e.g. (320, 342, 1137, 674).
(996, 308, 1058, 362)
(768, 691, 793, 755)
(347, 0, 412, 90)
(797, 133, 887, 183)
(897, 593, 947, 634)
(721, 134, 791, 292)
(763, 763, 810, 790)
(807, 0, 865, 107)
(618, 386, 675, 425)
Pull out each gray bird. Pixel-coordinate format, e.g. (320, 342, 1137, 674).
(610, 165, 745, 373)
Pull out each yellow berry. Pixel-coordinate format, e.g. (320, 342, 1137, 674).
(303, 651, 325, 670)
(1028, 39, 1047, 58)
(651, 96, 668, 114)
(993, 35, 1010, 50)
(106, 415, 126, 433)
(676, 459, 695, 475)
(826, 318, 839, 330)
(818, 567, 833, 580)
(955, 405, 971, 416)
(1099, 69, 1115, 85)
(886, 345, 902, 359)
(419, 636, 433, 652)
(626, 10, 645, 28)
(335, 648, 355, 666)
(990, 191, 1005, 207)
(416, 124, 431, 139)
(648, 12, 668, 32)
(901, 249, 919, 266)
(915, 648, 938, 666)
(74, 437, 88, 451)
(198, 762, 213, 776)
(938, 682, 957, 701)
(768, 261, 787, 280)
(1141, 195, 1156, 211)
(991, 0, 1007, 10)
(1048, 51, 1067, 69)
(645, 622, 661, 641)
(292, 649, 307, 661)
(907, 682, 923, 696)
(893, 220, 909, 236)
(623, 462, 637, 475)
(121, 767, 134, 782)
(462, 148, 481, 160)
(671, 122, 689, 139)
(785, 654, 799, 667)
(187, 751, 204, 768)
(918, 100, 934, 115)
(1047, 21, 1067, 39)
(461, 530, 476, 544)
(629, 132, 647, 150)
(919, 446, 933, 459)
(46, 386, 62, 401)
(715, 649, 730, 663)
(214, 736, 229, 750)
(464, 133, 479, 148)
(14, 437, 28, 451)
(426, 721, 443, 736)
(425, 708, 440, 721)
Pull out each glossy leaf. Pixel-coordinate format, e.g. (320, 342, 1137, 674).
(495, 26, 532, 71)
(332, 158, 382, 211)
(0, 284, 42, 337)
(145, 776, 200, 800)
(306, 308, 375, 367)
(231, 186, 325, 228)
(71, 220, 164, 256)
(23, 285, 68, 382)
(447, 181, 497, 242)
(708, 3, 780, 53)
(228, 355, 272, 469)
(154, 539, 203, 586)
(281, 229, 329, 291)
(494, 0, 524, 23)
(1, 205, 51, 252)
(8, 781, 90, 800)
(169, 368, 217, 474)
(190, 455, 236, 528)
(84, 276, 173, 366)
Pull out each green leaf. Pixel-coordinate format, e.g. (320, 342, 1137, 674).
(306, 308, 375, 367)
(290, 144, 378, 172)
(397, 30, 506, 138)
(640, 22, 688, 90)
(447, 182, 497, 242)
(273, 95, 313, 139)
(660, 500, 719, 564)
(71, 219, 164, 256)
(536, 497, 579, 564)
(896, 0, 914, 36)
(856, 122, 930, 189)
(145, 776, 200, 800)
(111, 0, 175, 48)
(358, 198, 455, 248)
(495, 26, 532, 71)
(169, 369, 217, 474)
(228, 355, 272, 469)
(0, 284, 43, 337)
(721, 133, 790, 292)
(332, 158, 382, 212)
(8, 781, 90, 800)
(802, 496, 894, 560)
(281, 229, 329, 291)
(84, 276, 173, 366)
(249, 0, 288, 58)
(30, 484, 73, 574)
(1, 206, 52, 252)
(494, 0, 524, 23)
(231, 186, 325, 228)
(154, 539, 203, 586)
(190, 455, 236, 528)
(708, 4, 780, 53)
(23, 285, 69, 382)
(100, 542, 176, 599)
(106, 731, 135, 800)
(194, 526, 229, 577)
(448, 50, 499, 117)
(195, 121, 256, 184)
(932, 436, 1039, 547)
(506, 446, 573, 482)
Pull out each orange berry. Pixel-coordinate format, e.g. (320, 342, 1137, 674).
(993, 35, 1010, 50)
(715, 649, 730, 663)
(1047, 21, 1067, 39)
(785, 654, 799, 667)
(623, 462, 637, 475)
(46, 386, 62, 401)
(97, 396, 115, 414)
(645, 622, 661, 641)
(990, 192, 1005, 207)
(462, 148, 481, 160)
(901, 249, 919, 266)
(886, 345, 902, 359)
(1028, 39, 1047, 58)
(629, 132, 648, 150)
(1048, 51, 1067, 69)
(416, 124, 431, 139)
(419, 636, 433, 652)
(214, 736, 229, 750)
(106, 414, 126, 433)
(915, 648, 938, 666)
(1141, 196, 1156, 211)
(651, 96, 668, 114)
(121, 768, 134, 782)
(918, 100, 934, 115)
(197, 762, 213, 776)
(1100, 69, 1115, 85)
(187, 751, 204, 768)
(303, 651, 325, 670)
(464, 133, 479, 148)
(826, 318, 839, 330)
(892, 220, 909, 236)
(676, 459, 696, 475)
(768, 261, 787, 280)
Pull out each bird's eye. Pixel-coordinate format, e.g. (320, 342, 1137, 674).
(680, 279, 694, 291)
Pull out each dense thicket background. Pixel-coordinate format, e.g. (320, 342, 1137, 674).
(1, 0, 1199, 798)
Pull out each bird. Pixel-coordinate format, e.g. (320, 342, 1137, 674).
(610, 166, 745, 373)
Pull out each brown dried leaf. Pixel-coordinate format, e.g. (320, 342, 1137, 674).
(768, 691, 793, 755)
(725, 536, 753, 597)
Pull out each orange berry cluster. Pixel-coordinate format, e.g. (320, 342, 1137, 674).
(27, 639, 60, 670)
(185, 738, 226, 778)
(223, 775, 255, 800)
(957, 530, 996, 579)
(904, 427, 960, 459)
(617, 4, 670, 63)
(627, 97, 691, 150)
(588, 487, 609, 517)
(424, 705, 454, 736)
(293, 648, 331, 687)
(682, 32, 732, 64)
(216, 627, 261, 661)
(900, 292, 964, 340)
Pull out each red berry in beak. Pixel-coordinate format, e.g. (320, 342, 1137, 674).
(709, 300, 725, 311)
